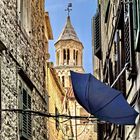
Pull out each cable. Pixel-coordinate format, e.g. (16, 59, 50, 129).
(1, 109, 96, 119)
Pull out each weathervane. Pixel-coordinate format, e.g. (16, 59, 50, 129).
(65, 3, 72, 16)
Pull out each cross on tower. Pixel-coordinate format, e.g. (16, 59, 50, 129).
(65, 3, 72, 16)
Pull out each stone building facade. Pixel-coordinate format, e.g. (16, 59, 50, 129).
(92, 0, 140, 140)
(55, 16, 97, 140)
(0, 0, 53, 140)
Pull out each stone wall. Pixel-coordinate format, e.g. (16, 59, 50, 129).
(0, 0, 49, 139)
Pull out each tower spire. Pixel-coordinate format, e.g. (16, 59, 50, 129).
(65, 3, 72, 16)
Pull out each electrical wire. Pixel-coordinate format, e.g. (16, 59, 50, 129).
(1, 109, 96, 119)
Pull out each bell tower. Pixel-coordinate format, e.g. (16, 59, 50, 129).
(54, 3, 84, 90)
(54, 15, 84, 89)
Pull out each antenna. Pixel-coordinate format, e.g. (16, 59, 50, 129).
(65, 3, 72, 16)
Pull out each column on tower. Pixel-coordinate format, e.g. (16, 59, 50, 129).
(56, 50, 59, 66)
(81, 52, 83, 66)
(70, 48, 73, 66)
(78, 51, 81, 66)
(60, 49, 63, 65)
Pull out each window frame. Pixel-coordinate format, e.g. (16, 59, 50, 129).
(18, 77, 32, 140)
(55, 107, 60, 131)
(17, 0, 31, 36)
(93, 7, 102, 59)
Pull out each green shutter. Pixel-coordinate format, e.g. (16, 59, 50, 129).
(27, 94, 31, 138)
(20, 87, 31, 139)
(93, 9, 101, 59)
(22, 89, 28, 138)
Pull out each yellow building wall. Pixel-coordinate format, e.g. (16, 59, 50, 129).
(47, 68, 65, 140)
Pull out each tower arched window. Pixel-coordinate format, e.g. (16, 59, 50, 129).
(73, 50, 75, 65)
(67, 49, 70, 65)
(76, 51, 78, 65)
(62, 76, 65, 87)
(63, 49, 66, 65)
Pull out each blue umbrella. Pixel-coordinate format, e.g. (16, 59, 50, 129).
(70, 71, 138, 125)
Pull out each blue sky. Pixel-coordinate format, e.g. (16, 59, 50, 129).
(45, 0, 97, 73)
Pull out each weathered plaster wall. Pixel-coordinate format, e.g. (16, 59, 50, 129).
(0, 0, 49, 139)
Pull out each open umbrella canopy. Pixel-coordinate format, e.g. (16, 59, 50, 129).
(70, 71, 138, 125)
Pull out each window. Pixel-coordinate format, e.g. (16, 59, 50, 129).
(73, 50, 75, 60)
(124, 3, 137, 79)
(17, 0, 31, 36)
(76, 51, 78, 65)
(93, 8, 102, 59)
(67, 49, 70, 65)
(73, 50, 76, 65)
(63, 49, 66, 65)
(133, 0, 140, 52)
(55, 107, 60, 130)
(62, 76, 65, 87)
(19, 78, 32, 140)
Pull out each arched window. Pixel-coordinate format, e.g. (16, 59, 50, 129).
(63, 49, 66, 65)
(62, 76, 65, 87)
(67, 49, 70, 65)
(73, 50, 75, 65)
(76, 51, 78, 65)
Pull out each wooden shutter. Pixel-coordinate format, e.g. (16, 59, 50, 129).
(93, 8, 102, 59)
(27, 94, 31, 138)
(124, 3, 137, 80)
(20, 88, 31, 139)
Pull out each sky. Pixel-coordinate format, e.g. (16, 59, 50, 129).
(45, 0, 97, 73)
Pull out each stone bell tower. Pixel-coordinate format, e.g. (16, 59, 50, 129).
(54, 15, 84, 89)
